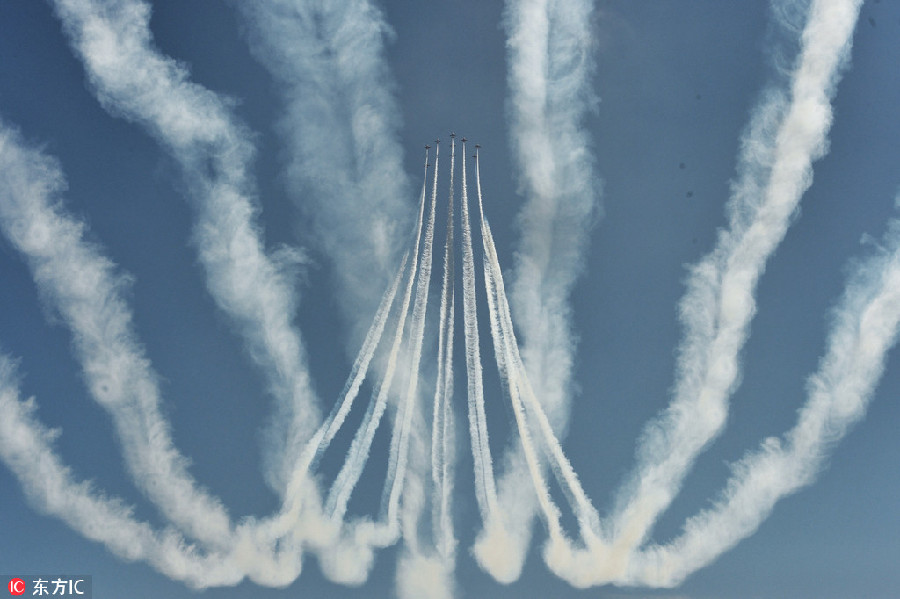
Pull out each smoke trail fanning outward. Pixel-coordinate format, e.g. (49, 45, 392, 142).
(609, 0, 865, 556)
(0, 357, 243, 588)
(324, 148, 431, 527)
(50, 0, 321, 496)
(625, 204, 900, 587)
(2, 0, 896, 595)
(382, 144, 439, 534)
(0, 118, 234, 548)
(0, 124, 241, 583)
(0, 122, 306, 588)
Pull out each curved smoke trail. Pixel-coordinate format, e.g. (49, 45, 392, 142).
(609, 0, 864, 554)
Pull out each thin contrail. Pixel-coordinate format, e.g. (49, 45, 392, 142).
(268, 250, 410, 540)
(391, 147, 444, 596)
(459, 140, 498, 521)
(382, 144, 440, 535)
(476, 150, 601, 548)
(326, 150, 431, 524)
(50, 0, 321, 502)
(431, 142, 457, 562)
(303, 251, 410, 472)
(609, 0, 864, 554)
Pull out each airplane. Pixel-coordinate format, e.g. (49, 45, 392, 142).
(435, 138, 440, 144)
(475, 144, 481, 149)
(425, 144, 431, 150)
(461, 137, 467, 143)
(450, 132, 456, 139)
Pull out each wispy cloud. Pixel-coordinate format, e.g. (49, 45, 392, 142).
(235, 0, 412, 344)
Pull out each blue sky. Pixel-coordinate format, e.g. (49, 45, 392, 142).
(1, 1, 899, 597)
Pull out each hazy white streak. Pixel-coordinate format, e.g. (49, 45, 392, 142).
(236, 0, 411, 343)
(0, 358, 245, 588)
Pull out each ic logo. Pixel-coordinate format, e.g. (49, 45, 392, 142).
(7, 578, 25, 596)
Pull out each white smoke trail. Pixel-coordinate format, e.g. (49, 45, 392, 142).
(459, 141, 499, 521)
(482, 242, 562, 537)
(476, 152, 609, 577)
(0, 122, 317, 588)
(326, 152, 431, 525)
(394, 143, 458, 599)
(640, 213, 900, 585)
(0, 122, 233, 548)
(0, 357, 245, 588)
(261, 251, 410, 550)
(498, 0, 600, 577)
(49, 0, 321, 498)
(235, 0, 411, 344)
(440, 144, 458, 560)
(302, 250, 410, 472)
(609, 0, 864, 553)
(382, 144, 440, 534)
(430, 142, 457, 563)
(476, 152, 601, 548)
(541, 206, 900, 588)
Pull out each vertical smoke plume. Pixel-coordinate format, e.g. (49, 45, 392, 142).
(235, 0, 412, 344)
(497, 0, 600, 578)
(459, 141, 499, 522)
(609, 0, 864, 553)
(431, 144, 457, 562)
(49, 0, 320, 496)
